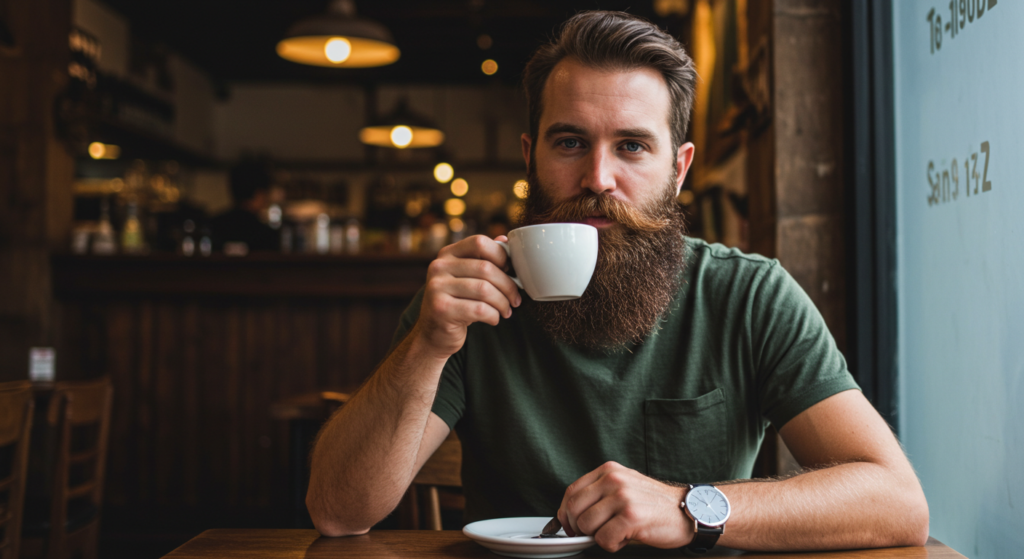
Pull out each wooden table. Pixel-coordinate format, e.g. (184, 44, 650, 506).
(162, 529, 965, 558)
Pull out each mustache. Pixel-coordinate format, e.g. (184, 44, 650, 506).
(527, 191, 672, 233)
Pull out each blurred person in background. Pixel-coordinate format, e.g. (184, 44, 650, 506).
(211, 159, 280, 253)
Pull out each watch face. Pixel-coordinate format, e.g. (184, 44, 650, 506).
(685, 486, 730, 527)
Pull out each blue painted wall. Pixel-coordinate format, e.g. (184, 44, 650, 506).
(893, 1, 1024, 557)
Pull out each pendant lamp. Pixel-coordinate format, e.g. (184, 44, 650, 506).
(360, 98, 445, 149)
(277, 0, 400, 68)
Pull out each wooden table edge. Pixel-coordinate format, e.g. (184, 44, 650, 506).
(161, 529, 965, 558)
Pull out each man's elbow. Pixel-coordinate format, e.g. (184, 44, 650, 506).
(897, 489, 930, 547)
(306, 494, 372, 537)
(908, 499, 930, 547)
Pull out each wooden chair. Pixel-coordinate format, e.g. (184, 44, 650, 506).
(400, 430, 463, 530)
(276, 390, 464, 530)
(0, 381, 34, 559)
(20, 378, 112, 559)
(271, 390, 353, 528)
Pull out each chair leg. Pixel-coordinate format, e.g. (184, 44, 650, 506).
(425, 486, 442, 531)
(83, 520, 100, 559)
(398, 486, 419, 530)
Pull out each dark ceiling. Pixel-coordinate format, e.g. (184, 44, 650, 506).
(98, 0, 686, 86)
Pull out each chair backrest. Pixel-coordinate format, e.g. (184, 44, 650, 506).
(45, 378, 113, 543)
(413, 430, 462, 488)
(0, 381, 34, 559)
(409, 430, 462, 530)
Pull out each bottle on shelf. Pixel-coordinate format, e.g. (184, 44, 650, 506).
(398, 219, 413, 254)
(121, 200, 145, 254)
(199, 226, 212, 257)
(315, 213, 330, 255)
(92, 197, 117, 255)
(345, 217, 361, 255)
(181, 219, 196, 256)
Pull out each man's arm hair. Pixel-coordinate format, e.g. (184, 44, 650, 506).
(700, 391, 929, 551)
(305, 326, 451, 536)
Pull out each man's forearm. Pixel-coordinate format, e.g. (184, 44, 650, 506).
(714, 461, 929, 551)
(305, 326, 449, 536)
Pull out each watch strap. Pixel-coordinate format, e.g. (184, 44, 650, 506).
(686, 524, 723, 554)
(683, 484, 725, 554)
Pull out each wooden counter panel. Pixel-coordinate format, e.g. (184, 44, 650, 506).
(54, 256, 429, 527)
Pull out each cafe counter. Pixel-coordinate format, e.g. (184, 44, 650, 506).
(52, 252, 432, 529)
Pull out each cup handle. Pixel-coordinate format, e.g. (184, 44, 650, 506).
(495, 240, 524, 290)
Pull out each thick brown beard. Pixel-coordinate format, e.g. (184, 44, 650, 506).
(519, 170, 688, 351)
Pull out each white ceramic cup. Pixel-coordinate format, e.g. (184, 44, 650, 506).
(495, 223, 598, 301)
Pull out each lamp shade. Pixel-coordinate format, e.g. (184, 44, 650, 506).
(277, 0, 400, 68)
(360, 98, 445, 149)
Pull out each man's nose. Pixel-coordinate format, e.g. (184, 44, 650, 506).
(580, 148, 616, 195)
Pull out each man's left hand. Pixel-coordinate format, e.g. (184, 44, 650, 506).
(558, 461, 692, 552)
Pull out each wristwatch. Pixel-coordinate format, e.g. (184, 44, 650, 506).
(680, 484, 731, 553)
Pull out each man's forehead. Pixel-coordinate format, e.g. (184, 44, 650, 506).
(539, 59, 673, 134)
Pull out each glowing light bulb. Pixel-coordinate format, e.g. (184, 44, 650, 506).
(88, 142, 105, 159)
(390, 125, 413, 148)
(481, 59, 498, 75)
(444, 198, 466, 216)
(433, 162, 454, 183)
(324, 37, 352, 63)
(88, 142, 120, 160)
(513, 179, 529, 199)
(450, 178, 468, 197)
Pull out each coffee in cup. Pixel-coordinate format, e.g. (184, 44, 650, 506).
(496, 223, 598, 301)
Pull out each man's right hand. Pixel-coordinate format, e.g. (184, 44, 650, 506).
(414, 234, 522, 358)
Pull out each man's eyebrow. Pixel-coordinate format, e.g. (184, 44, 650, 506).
(615, 127, 659, 142)
(543, 123, 660, 145)
(544, 122, 587, 139)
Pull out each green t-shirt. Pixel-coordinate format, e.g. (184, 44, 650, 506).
(391, 237, 859, 523)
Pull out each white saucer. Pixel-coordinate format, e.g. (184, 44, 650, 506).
(463, 517, 596, 558)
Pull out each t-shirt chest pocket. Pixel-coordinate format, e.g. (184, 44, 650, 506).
(644, 388, 729, 483)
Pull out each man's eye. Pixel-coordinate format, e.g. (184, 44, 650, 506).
(623, 142, 642, 152)
(560, 138, 580, 149)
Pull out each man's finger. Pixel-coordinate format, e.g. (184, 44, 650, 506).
(441, 278, 514, 319)
(593, 515, 633, 553)
(439, 296, 502, 327)
(560, 464, 619, 535)
(442, 235, 509, 269)
(574, 493, 619, 537)
(438, 258, 520, 310)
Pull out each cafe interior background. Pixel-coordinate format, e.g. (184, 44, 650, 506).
(1, 0, 1021, 558)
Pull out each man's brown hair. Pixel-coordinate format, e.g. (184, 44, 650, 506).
(523, 10, 698, 151)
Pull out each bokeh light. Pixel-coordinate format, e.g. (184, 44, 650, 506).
(433, 162, 454, 183)
(88, 142, 120, 160)
(324, 37, 352, 63)
(513, 179, 529, 199)
(445, 198, 466, 216)
(481, 59, 498, 75)
(390, 125, 413, 148)
(450, 178, 469, 197)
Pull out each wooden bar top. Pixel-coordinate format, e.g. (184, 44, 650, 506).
(162, 529, 965, 559)
(51, 252, 433, 298)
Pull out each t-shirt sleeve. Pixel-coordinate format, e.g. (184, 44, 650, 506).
(390, 288, 467, 431)
(750, 262, 861, 429)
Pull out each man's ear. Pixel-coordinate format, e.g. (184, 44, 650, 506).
(521, 133, 533, 174)
(675, 142, 696, 195)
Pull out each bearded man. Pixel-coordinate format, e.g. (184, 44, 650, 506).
(307, 11, 929, 553)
